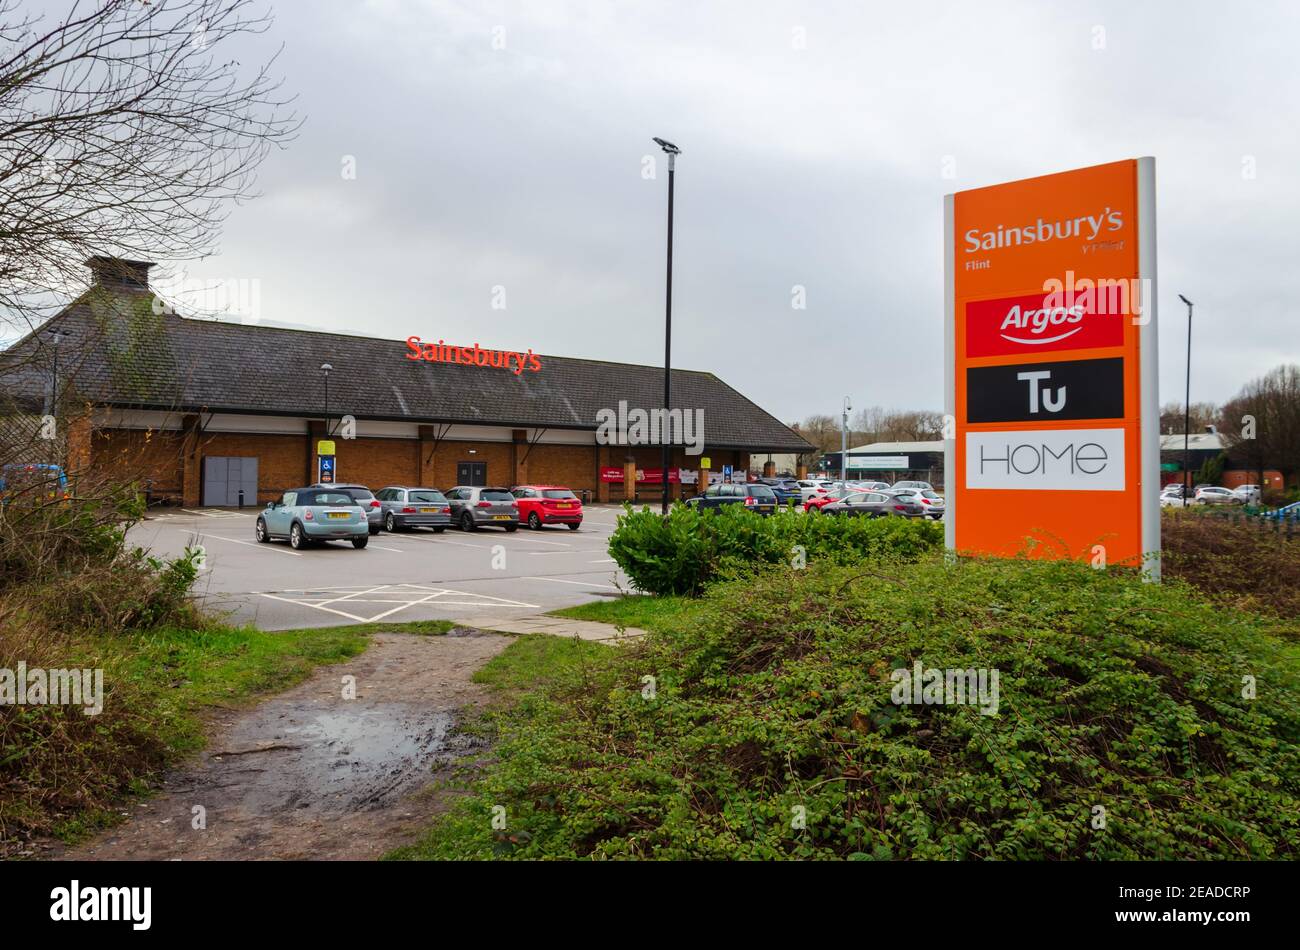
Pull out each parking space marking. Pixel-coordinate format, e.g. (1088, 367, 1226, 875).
(255, 583, 541, 623)
(522, 575, 622, 591)
(588, 558, 617, 563)
(175, 530, 303, 556)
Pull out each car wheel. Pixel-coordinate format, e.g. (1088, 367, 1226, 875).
(369, 526, 380, 535)
(567, 522, 580, 531)
(528, 512, 542, 530)
(461, 512, 477, 532)
(351, 535, 368, 549)
(385, 512, 396, 532)
(290, 522, 307, 549)
(504, 523, 518, 533)
(255, 518, 269, 543)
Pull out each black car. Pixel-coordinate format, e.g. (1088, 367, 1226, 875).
(686, 482, 778, 515)
(759, 477, 802, 506)
(822, 490, 924, 518)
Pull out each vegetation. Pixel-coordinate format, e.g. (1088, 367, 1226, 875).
(1162, 508, 1300, 619)
(396, 556, 1300, 860)
(609, 502, 942, 595)
(549, 596, 690, 634)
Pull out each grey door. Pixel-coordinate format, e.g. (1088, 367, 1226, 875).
(457, 461, 487, 486)
(203, 456, 259, 506)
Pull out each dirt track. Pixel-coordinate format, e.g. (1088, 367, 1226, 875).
(59, 629, 509, 861)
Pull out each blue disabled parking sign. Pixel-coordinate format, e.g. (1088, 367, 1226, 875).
(722, 464, 733, 484)
(318, 455, 336, 484)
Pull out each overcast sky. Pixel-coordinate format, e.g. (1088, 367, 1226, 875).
(155, 0, 1299, 424)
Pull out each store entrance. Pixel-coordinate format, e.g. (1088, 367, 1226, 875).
(456, 461, 487, 486)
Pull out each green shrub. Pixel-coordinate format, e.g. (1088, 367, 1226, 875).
(608, 502, 943, 595)
(403, 557, 1300, 860)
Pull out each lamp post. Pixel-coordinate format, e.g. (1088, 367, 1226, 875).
(320, 362, 333, 438)
(42, 327, 71, 417)
(841, 396, 852, 482)
(1177, 295, 1192, 502)
(653, 136, 680, 515)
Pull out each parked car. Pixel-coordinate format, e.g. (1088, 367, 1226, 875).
(1193, 486, 1240, 506)
(759, 477, 802, 506)
(1159, 488, 1188, 508)
(822, 491, 925, 518)
(511, 485, 583, 530)
(1262, 500, 1300, 521)
(847, 480, 892, 492)
(891, 480, 934, 492)
(375, 486, 451, 532)
(804, 486, 860, 512)
(686, 482, 778, 514)
(445, 485, 520, 531)
(313, 482, 382, 534)
(0, 463, 69, 507)
(915, 489, 946, 519)
(797, 479, 833, 503)
(256, 487, 369, 549)
(885, 487, 941, 518)
(1232, 484, 1262, 504)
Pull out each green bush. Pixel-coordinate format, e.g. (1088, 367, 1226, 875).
(401, 557, 1300, 860)
(608, 502, 943, 595)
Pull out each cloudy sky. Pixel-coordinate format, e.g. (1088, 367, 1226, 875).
(159, 0, 1299, 424)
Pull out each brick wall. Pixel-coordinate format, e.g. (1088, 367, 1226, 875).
(91, 428, 185, 498)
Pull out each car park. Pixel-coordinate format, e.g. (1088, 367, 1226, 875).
(1232, 484, 1262, 504)
(797, 479, 833, 503)
(511, 485, 583, 530)
(445, 485, 520, 531)
(256, 488, 370, 549)
(375, 486, 451, 532)
(313, 482, 383, 534)
(1193, 486, 1240, 506)
(686, 482, 778, 514)
(822, 490, 925, 518)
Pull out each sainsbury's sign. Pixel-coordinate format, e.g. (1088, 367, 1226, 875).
(406, 337, 541, 375)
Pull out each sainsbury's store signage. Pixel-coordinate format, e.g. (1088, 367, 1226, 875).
(406, 337, 541, 374)
(945, 159, 1160, 574)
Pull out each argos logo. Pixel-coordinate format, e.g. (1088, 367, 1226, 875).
(966, 292, 1122, 358)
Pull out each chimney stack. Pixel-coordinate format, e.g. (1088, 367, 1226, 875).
(86, 256, 155, 291)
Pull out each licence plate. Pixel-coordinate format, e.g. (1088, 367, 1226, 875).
(493, 514, 512, 521)
(327, 512, 350, 519)
(555, 504, 572, 509)
(420, 508, 436, 513)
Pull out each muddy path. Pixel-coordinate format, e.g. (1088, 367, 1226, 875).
(58, 628, 510, 861)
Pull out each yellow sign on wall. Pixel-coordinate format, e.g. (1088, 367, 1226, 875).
(317, 440, 336, 456)
(700, 456, 711, 469)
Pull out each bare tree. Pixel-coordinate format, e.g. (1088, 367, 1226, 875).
(1, 0, 298, 342)
(1219, 364, 1300, 492)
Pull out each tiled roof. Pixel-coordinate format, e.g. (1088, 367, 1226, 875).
(2, 289, 813, 453)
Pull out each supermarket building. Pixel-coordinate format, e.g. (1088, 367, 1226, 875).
(3, 259, 813, 506)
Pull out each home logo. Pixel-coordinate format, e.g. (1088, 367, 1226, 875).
(966, 292, 1123, 358)
(966, 427, 1125, 491)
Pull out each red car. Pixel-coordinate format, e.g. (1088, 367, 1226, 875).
(510, 485, 583, 530)
(803, 487, 858, 512)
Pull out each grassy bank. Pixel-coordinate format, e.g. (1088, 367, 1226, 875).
(395, 557, 1300, 860)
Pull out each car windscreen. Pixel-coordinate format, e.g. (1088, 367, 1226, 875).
(748, 486, 776, 499)
(542, 490, 577, 499)
(307, 492, 355, 506)
(409, 490, 446, 504)
(921, 490, 941, 500)
(481, 490, 515, 502)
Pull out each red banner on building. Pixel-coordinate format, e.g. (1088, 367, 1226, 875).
(600, 467, 681, 483)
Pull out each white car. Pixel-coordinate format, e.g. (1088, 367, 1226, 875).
(892, 480, 934, 492)
(1160, 490, 1187, 508)
(915, 489, 946, 519)
(1232, 484, 1261, 504)
(797, 479, 833, 503)
(1193, 486, 1239, 506)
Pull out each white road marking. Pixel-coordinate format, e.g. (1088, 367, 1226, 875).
(588, 558, 617, 563)
(522, 576, 623, 591)
(177, 530, 303, 556)
(254, 583, 541, 622)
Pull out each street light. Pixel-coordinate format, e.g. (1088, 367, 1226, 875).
(841, 396, 852, 482)
(42, 327, 72, 416)
(320, 362, 333, 437)
(1178, 295, 1193, 501)
(653, 136, 680, 515)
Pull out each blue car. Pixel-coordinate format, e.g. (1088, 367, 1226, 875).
(256, 487, 370, 549)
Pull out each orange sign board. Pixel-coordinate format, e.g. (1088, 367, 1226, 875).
(944, 159, 1160, 573)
